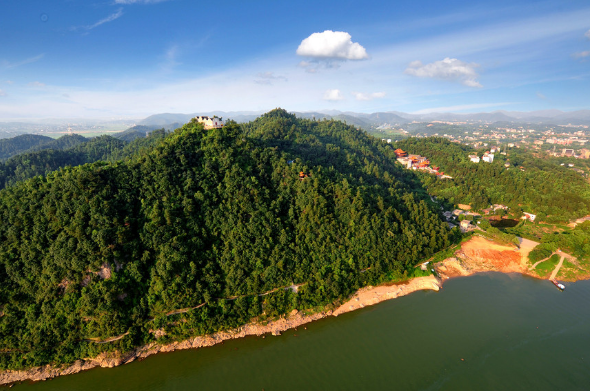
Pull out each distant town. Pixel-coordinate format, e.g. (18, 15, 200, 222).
(380, 121, 590, 159)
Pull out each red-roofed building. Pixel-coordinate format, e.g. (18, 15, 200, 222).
(394, 148, 407, 158)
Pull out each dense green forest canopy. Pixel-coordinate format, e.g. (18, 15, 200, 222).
(0, 130, 168, 190)
(395, 138, 590, 222)
(0, 110, 453, 370)
(0, 134, 55, 160)
(0, 134, 95, 162)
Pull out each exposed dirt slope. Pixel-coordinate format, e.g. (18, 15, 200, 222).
(436, 236, 537, 278)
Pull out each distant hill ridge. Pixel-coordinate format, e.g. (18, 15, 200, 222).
(139, 109, 590, 129)
(0, 134, 88, 161)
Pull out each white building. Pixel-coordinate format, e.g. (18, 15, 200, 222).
(195, 115, 224, 129)
(460, 220, 472, 232)
(469, 154, 480, 163)
(522, 212, 537, 222)
(397, 157, 413, 169)
(482, 153, 494, 163)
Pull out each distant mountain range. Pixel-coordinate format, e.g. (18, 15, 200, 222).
(138, 111, 262, 126)
(1, 109, 589, 140)
(139, 109, 590, 129)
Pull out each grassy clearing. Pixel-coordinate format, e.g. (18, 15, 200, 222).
(476, 229, 519, 247)
(557, 260, 589, 280)
(535, 254, 560, 278)
(507, 222, 569, 242)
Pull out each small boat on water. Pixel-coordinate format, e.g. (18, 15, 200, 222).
(550, 279, 565, 291)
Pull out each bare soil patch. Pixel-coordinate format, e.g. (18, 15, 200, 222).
(436, 236, 538, 278)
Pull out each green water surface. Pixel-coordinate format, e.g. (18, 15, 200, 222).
(9, 273, 590, 390)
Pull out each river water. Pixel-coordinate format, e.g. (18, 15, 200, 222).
(11, 273, 590, 390)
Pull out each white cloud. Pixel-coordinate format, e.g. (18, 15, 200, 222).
(297, 31, 369, 61)
(2, 54, 44, 70)
(352, 91, 386, 101)
(573, 51, 590, 59)
(0, 89, 6, 97)
(323, 89, 344, 101)
(405, 57, 482, 87)
(160, 44, 180, 73)
(586, 29, 590, 39)
(536, 92, 547, 100)
(73, 8, 123, 31)
(254, 72, 287, 85)
(5, 80, 13, 85)
(28, 81, 46, 87)
(298, 61, 320, 73)
(89, 8, 123, 29)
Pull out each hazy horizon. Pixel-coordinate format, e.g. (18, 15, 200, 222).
(1, 107, 590, 124)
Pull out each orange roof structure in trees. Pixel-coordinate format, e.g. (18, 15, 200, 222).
(394, 148, 407, 157)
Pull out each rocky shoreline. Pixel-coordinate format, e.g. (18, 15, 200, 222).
(0, 275, 440, 386)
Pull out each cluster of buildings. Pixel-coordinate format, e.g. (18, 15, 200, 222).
(545, 138, 575, 146)
(414, 122, 590, 155)
(442, 208, 481, 232)
(481, 204, 510, 215)
(441, 203, 537, 230)
(394, 149, 452, 178)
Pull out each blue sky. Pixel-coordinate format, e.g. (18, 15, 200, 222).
(1, 0, 589, 119)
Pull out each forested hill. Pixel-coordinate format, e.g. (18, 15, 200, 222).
(0, 109, 452, 370)
(0, 134, 54, 160)
(0, 130, 169, 191)
(395, 137, 590, 221)
(0, 134, 91, 161)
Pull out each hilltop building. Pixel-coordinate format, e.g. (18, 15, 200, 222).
(195, 115, 224, 129)
(469, 154, 480, 163)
